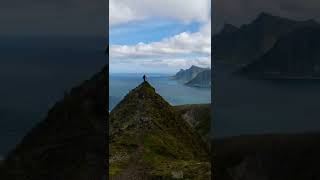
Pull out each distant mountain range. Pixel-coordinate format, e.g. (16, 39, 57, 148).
(172, 65, 211, 87)
(243, 26, 320, 78)
(213, 12, 320, 79)
(172, 65, 208, 82)
(109, 81, 210, 179)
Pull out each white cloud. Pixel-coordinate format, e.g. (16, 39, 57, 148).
(110, 22, 211, 59)
(109, 0, 211, 73)
(110, 0, 211, 26)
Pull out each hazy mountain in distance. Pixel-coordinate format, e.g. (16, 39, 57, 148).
(213, 12, 319, 64)
(109, 81, 210, 179)
(186, 69, 211, 88)
(0, 66, 108, 180)
(243, 26, 320, 78)
(172, 65, 209, 82)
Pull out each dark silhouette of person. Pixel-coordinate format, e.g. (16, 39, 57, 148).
(143, 74, 146, 82)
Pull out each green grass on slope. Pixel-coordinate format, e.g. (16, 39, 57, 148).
(142, 129, 210, 179)
(109, 82, 210, 179)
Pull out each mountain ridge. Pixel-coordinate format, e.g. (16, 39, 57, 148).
(109, 81, 210, 179)
(242, 26, 320, 78)
(0, 65, 108, 180)
(172, 65, 209, 82)
(213, 12, 320, 64)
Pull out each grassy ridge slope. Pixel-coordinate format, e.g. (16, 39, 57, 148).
(109, 82, 210, 179)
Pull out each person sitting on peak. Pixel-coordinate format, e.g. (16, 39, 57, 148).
(143, 74, 146, 82)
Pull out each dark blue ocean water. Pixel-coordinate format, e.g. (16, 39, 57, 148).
(109, 73, 211, 111)
(214, 62, 320, 137)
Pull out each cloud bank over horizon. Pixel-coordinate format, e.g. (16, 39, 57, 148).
(109, 0, 211, 73)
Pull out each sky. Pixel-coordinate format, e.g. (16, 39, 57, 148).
(109, 0, 211, 74)
(0, 0, 106, 36)
(213, 0, 320, 33)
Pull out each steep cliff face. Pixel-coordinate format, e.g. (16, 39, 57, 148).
(243, 27, 320, 78)
(109, 82, 210, 179)
(213, 12, 319, 64)
(0, 66, 108, 180)
(186, 69, 211, 87)
(213, 133, 320, 180)
(172, 65, 209, 82)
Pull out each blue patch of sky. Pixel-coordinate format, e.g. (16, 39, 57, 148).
(110, 17, 201, 45)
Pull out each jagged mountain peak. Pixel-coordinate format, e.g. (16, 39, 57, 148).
(190, 65, 200, 69)
(221, 23, 239, 34)
(252, 12, 293, 25)
(256, 12, 275, 20)
(252, 12, 318, 27)
(251, 12, 288, 26)
(213, 12, 320, 64)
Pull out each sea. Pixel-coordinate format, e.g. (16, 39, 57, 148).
(109, 73, 211, 111)
(214, 62, 320, 138)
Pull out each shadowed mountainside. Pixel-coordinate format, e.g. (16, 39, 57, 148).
(0, 66, 108, 180)
(242, 26, 320, 78)
(213, 12, 319, 64)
